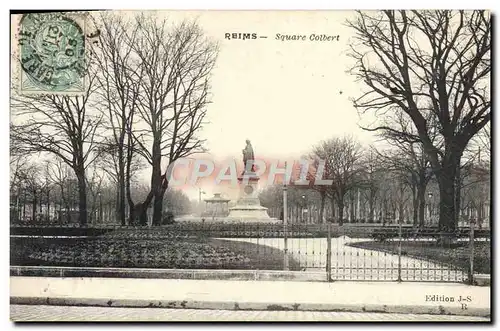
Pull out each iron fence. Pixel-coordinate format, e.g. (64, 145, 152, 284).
(10, 220, 490, 283)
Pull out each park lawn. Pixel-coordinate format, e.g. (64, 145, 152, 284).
(10, 231, 300, 271)
(347, 240, 491, 274)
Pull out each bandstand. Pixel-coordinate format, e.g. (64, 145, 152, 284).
(202, 193, 230, 218)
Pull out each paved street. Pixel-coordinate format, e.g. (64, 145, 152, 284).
(10, 305, 490, 322)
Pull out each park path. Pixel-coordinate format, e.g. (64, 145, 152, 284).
(221, 237, 467, 282)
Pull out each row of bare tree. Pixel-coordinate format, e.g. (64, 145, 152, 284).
(259, 134, 490, 227)
(11, 13, 218, 226)
(10, 156, 192, 224)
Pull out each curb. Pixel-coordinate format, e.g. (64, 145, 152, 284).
(10, 266, 326, 282)
(474, 274, 490, 286)
(10, 296, 490, 317)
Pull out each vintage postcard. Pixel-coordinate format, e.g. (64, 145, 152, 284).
(9, 9, 491, 322)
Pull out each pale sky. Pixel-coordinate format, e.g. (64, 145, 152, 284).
(195, 11, 375, 157)
(147, 11, 380, 199)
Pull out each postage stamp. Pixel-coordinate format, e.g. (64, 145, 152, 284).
(16, 12, 87, 95)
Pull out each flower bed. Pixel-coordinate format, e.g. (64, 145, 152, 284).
(26, 238, 251, 269)
(11, 228, 302, 270)
(10, 224, 300, 270)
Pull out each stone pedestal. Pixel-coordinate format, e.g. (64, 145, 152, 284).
(227, 172, 271, 220)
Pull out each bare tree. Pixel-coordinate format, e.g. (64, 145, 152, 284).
(380, 172, 411, 225)
(45, 158, 76, 224)
(163, 188, 192, 216)
(386, 146, 431, 227)
(461, 162, 490, 227)
(306, 152, 335, 223)
(357, 147, 384, 222)
(128, 15, 218, 225)
(15, 163, 45, 223)
(372, 111, 436, 226)
(92, 13, 143, 225)
(94, 136, 144, 223)
(348, 10, 491, 231)
(10, 153, 29, 221)
(470, 121, 490, 163)
(11, 163, 26, 222)
(11, 69, 102, 226)
(259, 184, 284, 219)
(10, 152, 28, 189)
(312, 136, 363, 223)
(85, 166, 105, 224)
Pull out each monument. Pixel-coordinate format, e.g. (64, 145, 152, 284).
(227, 140, 273, 221)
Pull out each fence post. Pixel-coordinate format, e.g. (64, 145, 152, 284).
(283, 184, 289, 271)
(468, 218, 475, 285)
(326, 222, 332, 282)
(397, 220, 402, 282)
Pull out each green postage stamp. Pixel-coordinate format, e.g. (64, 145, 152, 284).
(16, 12, 87, 95)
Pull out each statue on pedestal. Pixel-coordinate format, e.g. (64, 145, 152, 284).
(228, 139, 271, 221)
(242, 139, 256, 173)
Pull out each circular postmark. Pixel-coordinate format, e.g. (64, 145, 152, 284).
(18, 13, 85, 92)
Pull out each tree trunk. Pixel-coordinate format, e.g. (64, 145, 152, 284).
(134, 191, 154, 226)
(330, 195, 336, 220)
(150, 138, 163, 226)
(454, 163, 462, 226)
(398, 183, 404, 224)
(64, 190, 71, 224)
(368, 191, 375, 222)
(399, 203, 404, 224)
(39, 191, 43, 215)
(417, 185, 426, 228)
(153, 197, 162, 225)
(117, 155, 126, 226)
(74, 153, 88, 226)
(319, 191, 326, 223)
(58, 198, 62, 225)
(22, 191, 26, 220)
(76, 172, 87, 226)
(126, 129, 135, 225)
(436, 153, 460, 232)
(411, 185, 418, 226)
(478, 202, 484, 228)
(382, 200, 387, 226)
(47, 190, 50, 220)
(349, 193, 355, 222)
(32, 189, 37, 222)
(115, 185, 120, 220)
(438, 174, 456, 232)
(337, 198, 344, 225)
(425, 139, 464, 236)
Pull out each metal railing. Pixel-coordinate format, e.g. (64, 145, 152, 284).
(10, 220, 490, 284)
